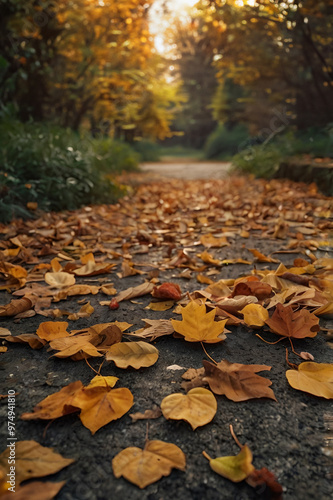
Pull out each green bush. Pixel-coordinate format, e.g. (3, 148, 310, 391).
(0, 117, 139, 222)
(204, 124, 250, 160)
(132, 140, 161, 162)
(232, 127, 333, 178)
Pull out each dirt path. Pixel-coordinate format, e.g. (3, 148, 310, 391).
(140, 160, 232, 180)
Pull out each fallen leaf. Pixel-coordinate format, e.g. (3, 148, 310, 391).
(72, 385, 133, 434)
(44, 272, 76, 288)
(231, 281, 272, 300)
(197, 251, 222, 266)
(36, 321, 69, 341)
(206, 445, 255, 482)
(0, 441, 74, 486)
(241, 304, 269, 328)
(21, 381, 83, 420)
(0, 481, 65, 500)
(200, 233, 229, 248)
(146, 300, 174, 311)
(67, 301, 94, 320)
(0, 297, 34, 317)
(161, 387, 217, 429)
(203, 360, 276, 401)
(106, 341, 159, 369)
(112, 440, 186, 488)
(0, 328, 11, 336)
(73, 260, 115, 277)
(130, 406, 162, 422)
(4, 334, 45, 349)
(171, 301, 227, 343)
(53, 284, 99, 301)
(246, 468, 283, 500)
(49, 335, 103, 359)
(248, 249, 279, 263)
(115, 282, 155, 302)
(127, 318, 174, 341)
(286, 362, 333, 398)
(152, 282, 182, 301)
(265, 303, 320, 339)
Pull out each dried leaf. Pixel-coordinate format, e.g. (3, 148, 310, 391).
(265, 303, 320, 339)
(0, 481, 66, 500)
(36, 321, 69, 341)
(112, 440, 186, 488)
(232, 281, 272, 300)
(171, 301, 227, 343)
(115, 282, 155, 302)
(106, 341, 159, 369)
(248, 249, 279, 263)
(49, 335, 103, 359)
(286, 362, 333, 398)
(72, 385, 133, 434)
(130, 406, 162, 422)
(241, 304, 269, 328)
(207, 445, 255, 482)
(152, 282, 182, 301)
(21, 381, 83, 420)
(127, 318, 174, 341)
(0, 441, 74, 486)
(203, 360, 276, 401)
(200, 233, 229, 248)
(73, 260, 115, 277)
(0, 297, 34, 317)
(67, 301, 94, 320)
(44, 272, 76, 288)
(5, 334, 45, 349)
(161, 387, 217, 429)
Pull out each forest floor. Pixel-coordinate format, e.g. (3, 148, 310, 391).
(0, 164, 333, 500)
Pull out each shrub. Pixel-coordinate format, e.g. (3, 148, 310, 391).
(132, 140, 161, 162)
(204, 124, 250, 159)
(0, 117, 139, 222)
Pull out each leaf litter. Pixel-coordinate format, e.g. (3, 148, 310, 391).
(1, 175, 333, 497)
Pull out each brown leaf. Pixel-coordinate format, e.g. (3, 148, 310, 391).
(127, 318, 174, 341)
(130, 406, 162, 422)
(106, 341, 159, 369)
(21, 381, 83, 420)
(5, 334, 45, 349)
(152, 282, 182, 301)
(36, 321, 69, 341)
(0, 297, 34, 317)
(0, 441, 74, 486)
(49, 335, 103, 359)
(246, 468, 283, 500)
(203, 360, 276, 401)
(0, 481, 66, 500)
(112, 440, 186, 489)
(265, 303, 320, 339)
(115, 281, 155, 302)
(231, 281, 272, 300)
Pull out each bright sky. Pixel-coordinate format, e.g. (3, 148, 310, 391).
(149, 0, 198, 52)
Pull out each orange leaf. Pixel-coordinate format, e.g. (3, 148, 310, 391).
(265, 303, 320, 339)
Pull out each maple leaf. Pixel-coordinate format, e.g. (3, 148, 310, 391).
(112, 440, 186, 489)
(204, 445, 255, 482)
(171, 301, 227, 343)
(286, 362, 333, 398)
(105, 341, 159, 369)
(161, 387, 217, 430)
(0, 441, 74, 486)
(203, 360, 276, 401)
(265, 303, 320, 338)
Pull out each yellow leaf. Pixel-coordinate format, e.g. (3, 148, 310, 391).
(161, 387, 217, 430)
(286, 362, 333, 399)
(36, 321, 69, 341)
(73, 386, 133, 434)
(112, 440, 186, 489)
(197, 250, 222, 266)
(86, 375, 118, 390)
(73, 261, 115, 277)
(171, 301, 227, 343)
(207, 445, 255, 482)
(240, 304, 269, 328)
(146, 300, 174, 311)
(44, 272, 75, 288)
(314, 301, 333, 318)
(0, 441, 74, 486)
(200, 233, 229, 248)
(106, 341, 159, 369)
(49, 335, 102, 359)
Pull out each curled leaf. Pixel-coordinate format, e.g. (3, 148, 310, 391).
(206, 445, 255, 483)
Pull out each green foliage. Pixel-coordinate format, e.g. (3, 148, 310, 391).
(232, 128, 333, 179)
(0, 117, 139, 222)
(132, 140, 161, 162)
(204, 124, 249, 160)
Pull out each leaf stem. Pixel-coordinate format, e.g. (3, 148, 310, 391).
(230, 424, 243, 449)
(85, 357, 99, 375)
(255, 334, 285, 345)
(201, 342, 217, 364)
(202, 450, 212, 461)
